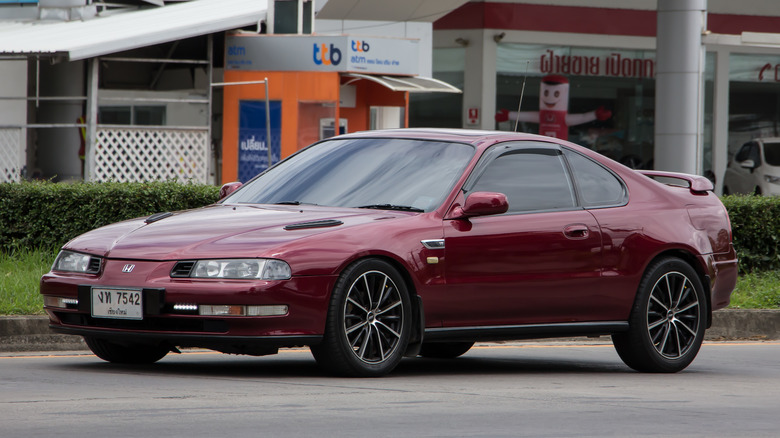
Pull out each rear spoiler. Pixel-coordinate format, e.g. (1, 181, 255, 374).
(638, 170, 714, 194)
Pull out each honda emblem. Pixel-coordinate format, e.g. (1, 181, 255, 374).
(122, 264, 135, 273)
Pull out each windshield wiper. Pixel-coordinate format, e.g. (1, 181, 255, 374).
(275, 201, 319, 206)
(356, 204, 424, 213)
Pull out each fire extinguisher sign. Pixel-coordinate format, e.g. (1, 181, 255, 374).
(467, 107, 480, 125)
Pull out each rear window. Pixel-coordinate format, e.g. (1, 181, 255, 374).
(563, 148, 627, 208)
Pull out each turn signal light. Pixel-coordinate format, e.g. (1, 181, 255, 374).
(198, 305, 288, 317)
(44, 296, 79, 309)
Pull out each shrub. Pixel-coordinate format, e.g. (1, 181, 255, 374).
(721, 194, 780, 273)
(0, 183, 776, 274)
(0, 181, 219, 252)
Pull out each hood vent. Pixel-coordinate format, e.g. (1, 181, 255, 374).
(145, 212, 174, 224)
(284, 219, 343, 231)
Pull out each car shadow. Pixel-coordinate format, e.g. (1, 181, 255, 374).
(55, 348, 634, 378)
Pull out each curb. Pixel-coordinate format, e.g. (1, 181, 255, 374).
(1, 309, 778, 353)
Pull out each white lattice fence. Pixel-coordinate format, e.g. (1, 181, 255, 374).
(94, 127, 209, 183)
(0, 128, 22, 182)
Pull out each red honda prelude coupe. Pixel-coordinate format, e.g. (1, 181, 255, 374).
(41, 129, 738, 377)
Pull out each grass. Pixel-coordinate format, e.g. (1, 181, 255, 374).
(1, 248, 779, 314)
(0, 248, 55, 315)
(729, 270, 780, 309)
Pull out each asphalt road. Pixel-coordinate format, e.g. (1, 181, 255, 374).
(2, 341, 778, 438)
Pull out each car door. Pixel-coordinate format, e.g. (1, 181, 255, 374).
(438, 142, 605, 327)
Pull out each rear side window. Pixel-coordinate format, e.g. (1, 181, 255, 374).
(471, 148, 576, 213)
(563, 148, 627, 208)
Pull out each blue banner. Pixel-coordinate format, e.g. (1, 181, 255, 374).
(238, 100, 281, 183)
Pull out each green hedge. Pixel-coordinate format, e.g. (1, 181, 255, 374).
(0, 182, 776, 273)
(0, 181, 219, 252)
(721, 195, 780, 273)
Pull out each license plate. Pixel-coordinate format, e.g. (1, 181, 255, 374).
(91, 288, 143, 320)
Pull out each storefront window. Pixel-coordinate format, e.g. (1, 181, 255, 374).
(727, 53, 780, 157)
(409, 48, 465, 127)
(496, 44, 656, 169)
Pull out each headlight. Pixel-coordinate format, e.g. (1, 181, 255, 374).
(52, 250, 102, 274)
(764, 175, 780, 185)
(172, 259, 291, 280)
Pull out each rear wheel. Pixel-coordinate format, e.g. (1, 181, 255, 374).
(612, 257, 707, 373)
(311, 259, 411, 377)
(84, 337, 169, 364)
(419, 341, 474, 359)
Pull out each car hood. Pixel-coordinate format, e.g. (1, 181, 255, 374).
(64, 204, 409, 260)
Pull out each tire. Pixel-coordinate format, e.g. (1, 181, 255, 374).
(419, 341, 474, 359)
(84, 337, 169, 364)
(311, 259, 412, 377)
(612, 257, 707, 373)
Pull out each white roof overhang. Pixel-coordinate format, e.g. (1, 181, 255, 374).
(316, 0, 468, 22)
(0, 0, 268, 61)
(343, 73, 461, 94)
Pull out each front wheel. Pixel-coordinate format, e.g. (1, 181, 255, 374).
(311, 259, 412, 377)
(612, 257, 707, 373)
(84, 337, 169, 364)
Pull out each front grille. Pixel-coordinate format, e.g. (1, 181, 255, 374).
(170, 261, 195, 278)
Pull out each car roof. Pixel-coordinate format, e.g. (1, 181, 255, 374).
(336, 128, 563, 148)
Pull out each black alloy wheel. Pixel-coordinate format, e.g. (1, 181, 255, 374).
(311, 259, 412, 377)
(612, 257, 707, 373)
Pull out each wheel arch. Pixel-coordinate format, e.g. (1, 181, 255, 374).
(643, 249, 713, 328)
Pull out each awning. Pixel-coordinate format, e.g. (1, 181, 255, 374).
(342, 73, 462, 94)
(316, 0, 468, 22)
(0, 0, 268, 61)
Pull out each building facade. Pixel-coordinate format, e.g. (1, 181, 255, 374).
(413, 0, 780, 194)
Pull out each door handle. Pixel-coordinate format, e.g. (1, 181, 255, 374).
(564, 224, 590, 239)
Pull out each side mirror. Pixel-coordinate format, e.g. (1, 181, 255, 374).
(219, 182, 243, 200)
(739, 159, 756, 170)
(449, 192, 509, 219)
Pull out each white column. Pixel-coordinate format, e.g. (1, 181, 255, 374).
(85, 58, 99, 182)
(711, 48, 730, 194)
(654, 0, 707, 174)
(462, 30, 497, 130)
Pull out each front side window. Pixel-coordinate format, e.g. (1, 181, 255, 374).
(470, 147, 576, 213)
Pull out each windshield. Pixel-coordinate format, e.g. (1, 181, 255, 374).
(764, 142, 780, 167)
(225, 137, 475, 212)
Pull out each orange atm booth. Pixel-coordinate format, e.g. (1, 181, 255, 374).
(221, 34, 460, 183)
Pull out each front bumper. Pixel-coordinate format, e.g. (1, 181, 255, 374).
(41, 259, 336, 352)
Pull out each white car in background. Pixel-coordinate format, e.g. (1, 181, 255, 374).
(723, 138, 780, 196)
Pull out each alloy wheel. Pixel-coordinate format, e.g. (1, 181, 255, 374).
(646, 271, 700, 359)
(342, 270, 405, 364)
